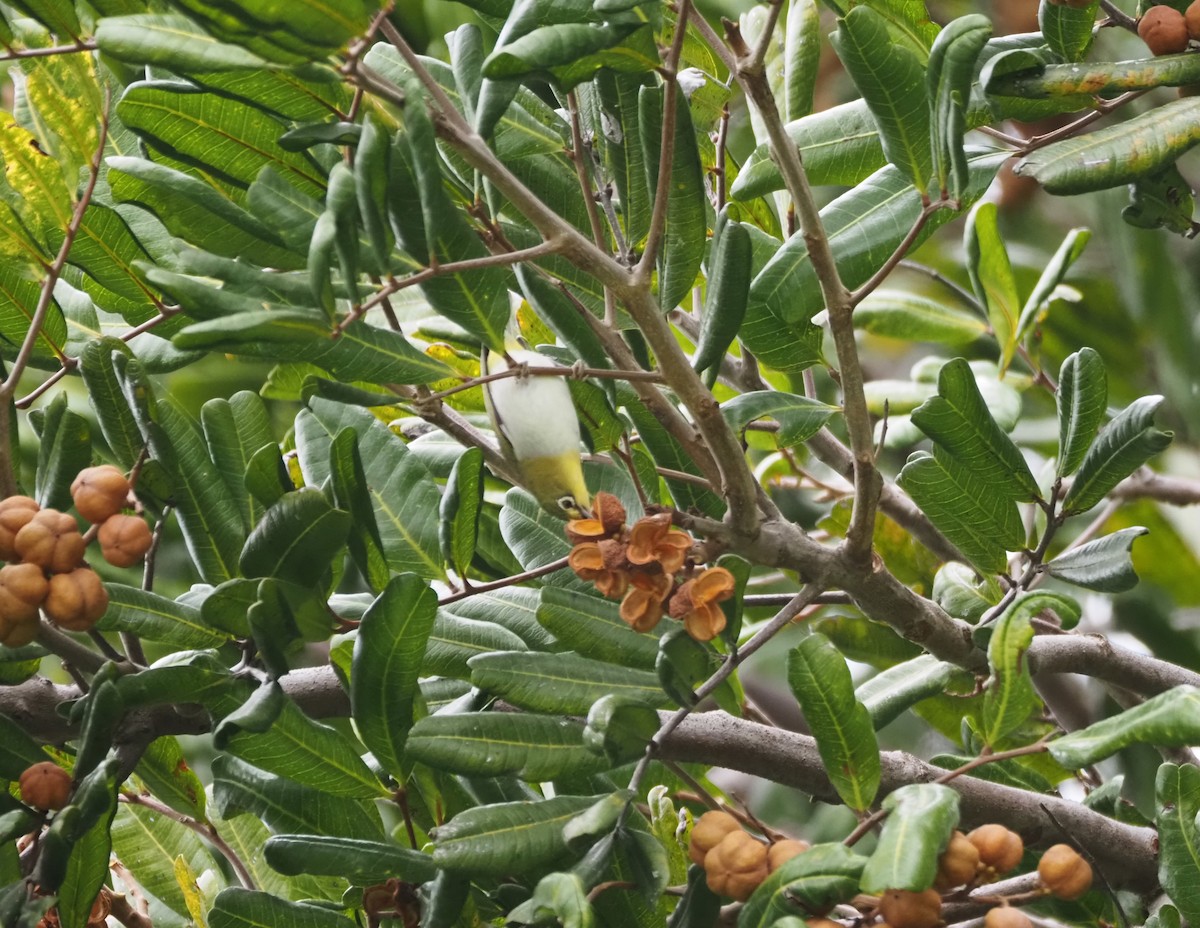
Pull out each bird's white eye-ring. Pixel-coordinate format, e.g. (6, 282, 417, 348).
(557, 495, 577, 512)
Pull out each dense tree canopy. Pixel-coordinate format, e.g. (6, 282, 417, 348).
(1, 0, 1199, 926)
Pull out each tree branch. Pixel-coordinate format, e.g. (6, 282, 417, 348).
(658, 711, 1158, 891)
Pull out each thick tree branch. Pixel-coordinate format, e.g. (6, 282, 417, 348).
(658, 712, 1158, 891)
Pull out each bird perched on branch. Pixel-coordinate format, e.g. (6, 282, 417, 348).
(482, 347, 591, 520)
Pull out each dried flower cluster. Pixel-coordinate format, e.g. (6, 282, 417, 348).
(566, 492, 735, 641)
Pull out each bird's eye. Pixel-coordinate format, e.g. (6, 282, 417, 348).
(557, 496, 576, 512)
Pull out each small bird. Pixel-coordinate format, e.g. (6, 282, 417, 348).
(482, 347, 591, 520)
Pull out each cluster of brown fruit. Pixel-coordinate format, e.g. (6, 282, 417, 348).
(687, 809, 810, 901)
(565, 492, 735, 641)
(1136, 2, 1200, 56)
(0, 466, 150, 644)
(687, 814, 1093, 921)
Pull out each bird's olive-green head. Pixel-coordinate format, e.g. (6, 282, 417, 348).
(520, 453, 591, 520)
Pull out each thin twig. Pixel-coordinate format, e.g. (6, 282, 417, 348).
(121, 793, 256, 890)
(437, 556, 570, 607)
(849, 199, 952, 306)
(0, 40, 97, 62)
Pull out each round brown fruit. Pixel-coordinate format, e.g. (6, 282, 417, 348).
(968, 824, 1024, 879)
(0, 562, 49, 624)
(1139, 5, 1190, 55)
(688, 810, 741, 866)
(70, 465, 131, 524)
(14, 509, 85, 574)
(767, 838, 810, 873)
(1037, 844, 1093, 900)
(935, 830, 981, 890)
(2, 617, 40, 648)
(704, 829, 769, 902)
(0, 496, 39, 561)
(1186, 0, 1200, 39)
(19, 761, 71, 810)
(984, 907, 1033, 928)
(98, 514, 152, 568)
(877, 888, 942, 928)
(43, 568, 109, 632)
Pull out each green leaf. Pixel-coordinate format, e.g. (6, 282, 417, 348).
(33, 394, 90, 512)
(134, 736, 207, 821)
(1056, 347, 1107, 479)
(1015, 228, 1090, 345)
(1044, 527, 1149, 593)
(750, 151, 1007, 329)
(832, 6, 932, 194)
(150, 396, 246, 584)
(78, 338, 143, 470)
(618, 389, 725, 517)
(854, 290, 987, 345)
(1014, 98, 1200, 195)
(719, 392, 839, 447)
(295, 400, 445, 580)
(440, 448, 485, 580)
(329, 428, 389, 592)
(584, 695, 661, 764)
(736, 843, 866, 928)
(209, 888, 356, 928)
(537, 586, 661, 671)
(731, 100, 885, 201)
(406, 712, 611, 780)
(910, 358, 1039, 501)
(449, 587, 553, 651)
(483, 21, 646, 82)
(98, 584, 229, 648)
(96, 13, 270, 71)
(989, 50, 1200, 99)
(897, 450, 1024, 574)
(239, 489, 351, 586)
(117, 81, 327, 197)
(498, 488, 587, 589)
(1051, 685, 1200, 769)
(108, 158, 301, 269)
(639, 84, 707, 312)
(199, 392, 272, 536)
(981, 592, 1078, 747)
(964, 202, 1021, 372)
(0, 264, 66, 367)
(218, 694, 386, 799)
(855, 656, 960, 730)
(469, 651, 665, 714)
(1039, 0, 1097, 63)
(352, 574, 438, 779)
(433, 794, 602, 875)
(693, 218, 752, 379)
(110, 802, 216, 918)
(1156, 763, 1200, 924)
(425, 608, 529, 678)
(1063, 395, 1173, 514)
(391, 91, 509, 350)
(56, 770, 117, 928)
(786, 634, 881, 812)
(860, 784, 959, 893)
(927, 15, 991, 198)
(211, 754, 382, 840)
(784, 0, 820, 121)
(5, 0, 80, 38)
(264, 835, 436, 887)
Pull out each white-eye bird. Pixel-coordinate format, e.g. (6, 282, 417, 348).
(482, 347, 591, 520)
